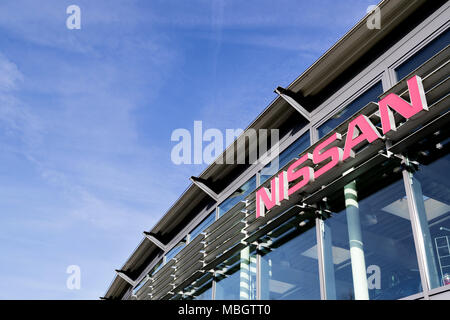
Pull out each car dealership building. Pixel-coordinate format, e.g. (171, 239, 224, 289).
(104, 0, 450, 300)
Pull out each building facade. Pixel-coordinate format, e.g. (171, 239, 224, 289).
(104, 0, 450, 300)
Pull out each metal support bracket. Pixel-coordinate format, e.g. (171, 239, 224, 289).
(275, 87, 311, 121)
(190, 176, 219, 201)
(143, 231, 167, 251)
(115, 269, 137, 286)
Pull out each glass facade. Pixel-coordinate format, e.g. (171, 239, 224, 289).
(395, 28, 450, 81)
(215, 247, 257, 300)
(150, 134, 449, 300)
(218, 176, 256, 217)
(182, 273, 214, 300)
(150, 258, 163, 276)
(165, 237, 187, 262)
(317, 82, 383, 138)
(260, 132, 310, 185)
(119, 9, 450, 301)
(189, 211, 215, 241)
(259, 216, 320, 300)
(409, 153, 450, 289)
(322, 161, 422, 300)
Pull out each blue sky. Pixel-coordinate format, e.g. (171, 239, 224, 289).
(0, 0, 375, 299)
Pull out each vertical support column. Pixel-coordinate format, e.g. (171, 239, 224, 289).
(259, 247, 271, 300)
(240, 247, 250, 300)
(211, 271, 217, 300)
(250, 254, 257, 300)
(316, 217, 326, 300)
(402, 165, 440, 292)
(319, 219, 336, 300)
(256, 248, 261, 300)
(345, 180, 369, 300)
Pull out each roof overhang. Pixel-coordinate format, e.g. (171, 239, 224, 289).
(103, 0, 437, 299)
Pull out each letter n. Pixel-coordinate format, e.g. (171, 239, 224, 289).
(256, 178, 278, 218)
(379, 75, 428, 134)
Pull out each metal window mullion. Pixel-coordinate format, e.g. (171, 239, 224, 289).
(310, 126, 319, 146)
(402, 167, 431, 300)
(211, 272, 216, 300)
(315, 217, 327, 300)
(256, 246, 261, 300)
(256, 171, 261, 188)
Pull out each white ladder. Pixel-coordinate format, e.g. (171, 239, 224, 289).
(434, 235, 450, 285)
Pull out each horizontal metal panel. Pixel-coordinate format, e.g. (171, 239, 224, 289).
(175, 249, 204, 268)
(174, 254, 205, 277)
(204, 212, 246, 246)
(205, 221, 246, 254)
(187, 272, 213, 289)
(303, 153, 401, 205)
(203, 242, 247, 272)
(386, 93, 449, 141)
(151, 277, 174, 297)
(134, 280, 153, 299)
(205, 203, 245, 236)
(421, 59, 450, 92)
(137, 286, 152, 300)
(172, 270, 206, 295)
(152, 258, 175, 279)
(161, 292, 175, 300)
(381, 45, 450, 98)
(152, 284, 174, 300)
(244, 205, 313, 244)
(204, 233, 247, 264)
(389, 110, 450, 154)
(174, 237, 205, 264)
(174, 263, 205, 286)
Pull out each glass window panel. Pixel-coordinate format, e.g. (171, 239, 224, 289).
(149, 258, 163, 276)
(165, 237, 187, 262)
(410, 152, 450, 289)
(215, 247, 257, 300)
(260, 132, 310, 185)
(132, 276, 148, 295)
(259, 215, 321, 300)
(318, 82, 383, 138)
(395, 28, 450, 81)
(182, 273, 213, 300)
(322, 159, 422, 300)
(218, 176, 256, 217)
(190, 211, 215, 241)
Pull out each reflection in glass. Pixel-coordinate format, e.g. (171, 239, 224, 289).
(317, 82, 383, 138)
(410, 153, 450, 289)
(395, 28, 450, 81)
(215, 247, 257, 300)
(260, 132, 310, 185)
(190, 211, 215, 241)
(165, 237, 187, 262)
(259, 215, 320, 300)
(323, 160, 422, 300)
(218, 176, 256, 217)
(132, 275, 149, 295)
(182, 273, 213, 300)
(150, 258, 163, 276)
